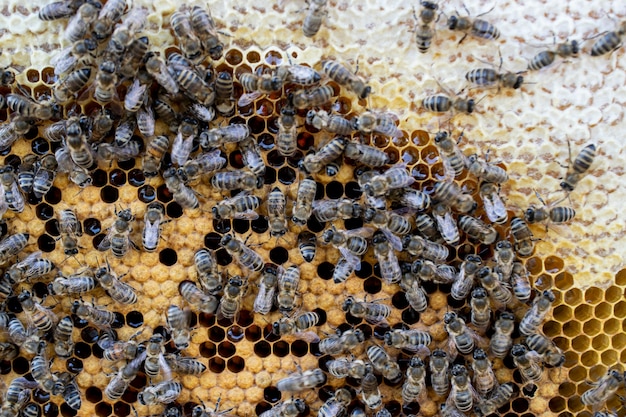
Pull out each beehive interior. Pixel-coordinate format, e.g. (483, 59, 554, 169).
(0, 1, 624, 417)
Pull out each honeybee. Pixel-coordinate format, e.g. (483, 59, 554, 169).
(0, 232, 29, 265)
(51, 38, 97, 77)
(352, 111, 403, 138)
(18, 290, 57, 333)
(332, 257, 356, 284)
(7, 93, 59, 121)
(194, 249, 222, 295)
(277, 368, 326, 392)
(143, 133, 171, 176)
(217, 275, 247, 321)
(492, 240, 514, 281)
(327, 356, 372, 380)
(48, 270, 96, 296)
(0, 342, 18, 361)
(302, 0, 328, 37)
(479, 182, 508, 224)
(402, 234, 448, 262)
(163, 168, 200, 209)
(17, 154, 38, 195)
(2, 377, 38, 417)
(265, 186, 288, 238)
(399, 264, 428, 312)
(220, 234, 265, 272)
(5, 251, 55, 283)
(179, 280, 219, 314)
(475, 382, 515, 416)
(343, 296, 390, 324)
(200, 124, 250, 149)
(344, 141, 390, 167)
(429, 203, 458, 246)
(120, 37, 149, 79)
(61, 374, 82, 411)
(32, 154, 58, 200)
(447, 364, 477, 414)
(297, 231, 317, 262)
(528, 39, 579, 71)
(471, 348, 497, 396)
(590, 21, 626, 56)
(171, 117, 198, 167)
(141, 202, 167, 253)
(237, 72, 283, 106)
(361, 163, 414, 197)
(465, 66, 524, 90)
(31, 345, 64, 395)
(170, 8, 203, 62)
(138, 381, 182, 406)
(178, 150, 226, 184)
(65, 117, 95, 169)
(448, 254, 480, 301)
(412, 259, 458, 284)
(7, 317, 41, 356)
(190, 5, 224, 60)
(444, 311, 482, 357)
(413, 2, 438, 53)
(0, 166, 24, 213)
(92, 60, 118, 104)
(301, 136, 347, 174)
(171, 67, 215, 105)
(71, 299, 116, 328)
(272, 311, 320, 342)
(276, 63, 321, 86)
(384, 328, 432, 352)
(164, 305, 192, 351)
(459, 215, 498, 245)
(98, 208, 135, 258)
(145, 53, 179, 95)
(477, 266, 512, 307)
(519, 290, 555, 336)
(259, 399, 306, 417)
(240, 136, 266, 177)
(94, 263, 137, 305)
(422, 91, 475, 114)
(92, 0, 126, 40)
(254, 265, 278, 315)
(276, 101, 298, 157)
(53, 67, 92, 104)
(510, 261, 531, 303)
(525, 203, 576, 225)
(292, 177, 317, 225)
(165, 354, 206, 376)
(291, 85, 334, 109)
(430, 349, 450, 397)
(581, 368, 623, 409)
(469, 287, 491, 334)
(276, 265, 300, 313)
(64, 2, 98, 42)
(124, 76, 150, 113)
(367, 344, 402, 383)
(98, 330, 142, 362)
(319, 388, 351, 417)
(360, 371, 382, 409)
(525, 333, 565, 367)
(58, 208, 82, 237)
(467, 154, 508, 183)
(322, 60, 371, 99)
(403, 357, 427, 404)
(38, 0, 83, 21)
(372, 230, 402, 284)
(105, 355, 143, 400)
(319, 328, 365, 355)
(213, 194, 260, 221)
(447, 5, 500, 42)
(556, 143, 596, 193)
(511, 344, 543, 389)
(0, 116, 32, 151)
(143, 333, 170, 381)
(211, 169, 260, 191)
(510, 216, 535, 257)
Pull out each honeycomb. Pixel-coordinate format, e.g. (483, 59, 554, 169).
(0, 1, 624, 417)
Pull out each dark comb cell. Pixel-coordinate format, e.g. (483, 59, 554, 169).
(44, 219, 60, 236)
(91, 169, 108, 187)
(109, 169, 126, 186)
(126, 311, 144, 328)
(215, 248, 232, 266)
(233, 219, 250, 234)
(267, 150, 285, 167)
(74, 342, 91, 358)
(138, 185, 156, 203)
(227, 325, 244, 342)
(251, 216, 269, 233)
(273, 341, 289, 357)
(254, 340, 271, 358)
(245, 325, 262, 342)
(325, 181, 343, 199)
(344, 217, 363, 230)
(264, 166, 277, 184)
(86, 387, 102, 403)
(291, 340, 308, 357)
(209, 327, 226, 342)
(355, 262, 372, 278)
(157, 184, 174, 203)
(95, 402, 111, 417)
(32, 138, 50, 155)
(269, 246, 288, 264)
(37, 234, 56, 252)
(112, 312, 125, 328)
(113, 401, 130, 417)
(204, 232, 222, 249)
(159, 248, 178, 266)
(199, 341, 217, 358)
(316, 262, 333, 280)
(364, 277, 381, 294)
(12, 356, 29, 374)
(264, 386, 281, 403)
(100, 185, 119, 203)
(43, 402, 59, 417)
(213, 219, 231, 234)
(32, 281, 49, 299)
(166, 201, 184, 218)
(227, 356, 245, 372)
(83, 218, 101, 236)
(209, 357, 226, 373)
(45, 187, 62, 204)
(307, 216, 325, 233)
(218, 341, 236, 357)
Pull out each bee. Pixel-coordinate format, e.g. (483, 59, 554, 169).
(218, 275, 247, 321)
(276, 265, 300, 313)
(277, 368, 326, 392)
(190, 5, 224, 60)
(179, 280, 219, 314)
(8, 317, 41, 355)
(32, 154, 58, 200)
(92, 0, 126, 40)
(342, 296, 391, 324)
(471, 348, 497, 396)
(430, 349, 450, 397)
(61, 374, 82, 411)
(254, 265, 278, 315)
(372, 230, 402, 284)
(581, 368, 623, 409)
(94, 263, 137, 305)
(272, 311, 320, 342)
(525, 333, 565, 367)
(0, 342, 18, 361)
(51, 38, 97, 76)
(98, 208, 135, 258)
(48, 269, 96, 296)
(211, 169, 260, 191)
(327, 356, 372, 380)
(432, 204, 461, 247)
(91, 109, 115, 142)
(319, 388, 351, 417)
(163, 168, 200, 209)
(54, 316, 74, 358)
(447, 364, 476, 413)
(93, 60, 118, 104)
(479, 182, 508, 224)
(120, 37, 150, 79)
(69, 166, 92, 188)
(178, 150, 226, 184)
(490, 311, 515, 358)
(65, 117, 95, 170)
(459, 215, 498, 245)
(365, 208, 411, 238)
(302, 0, 327, 37)
(31, 345, 64, 395)
(528, 39, 579, 71)
(511, 344, 543, 389)
(590, 21, 626, 56)
(297, 231, 317, 262)
(0, 166, 25, 213)
(164, 354, 207, 375)
(422, 93, 475, 114)
(319, 328, 365, 355)
(38, 0, 83, 20)
(276, 101, 298, 157)
(275, 63, 321, 86)
(292, 177, 317, 225)
(322, 60, 371, 99)
(444, 311, 480, 357)
(291, 85, 334, 109)
(361, 163, 414, 197)
(465, 66, 524, 90)
(105, 355, 143, 400)
(313, 198, 362, 223)
(510, 261, 531, 303)
(145, 53, 179, 95)
(467, 154, 508, 183)
(99, 136, 144, 164)
(124, 75, 150, 113)
(399, 264, 428, 312)
(240, 136, 266, 177)
(72, 299, 116, 328)
(144, 333, 170, 381)
(367, 344, 402, 383)
(510, 217, 535, 257)
(53, 67, 92, 104)
(451, 254, 482, 301)
(477, 266, 512, 307)
(171, 67, 215, 105)
(5, 251, 55, 284)
(402, 234, 448, 262)
(170, 9, 203, 63)
(220, 233, 265, 272)
(469, 287, 491, 334)
(18, 290, 57, 333)
(153, 98, 179, 131)
(194, 249, 222, 295)
(259, 399, 306, 417)
(17, 155, 37, 195)
(64, 2, 98, 42)
(58, 208, 82, 237)
(332, 257, 356, 284)
(2, 377, 38, 417)
(0, 232, 29, 265)
(435, 182, 476, 215)
(492, 240, 515, 281)
(344, 142, 390, 167)
(525, 204, 576, 224)
(384, 328, 432, 352)
(212, 194, 261, 221)
(447, 6, 500, 42)
(238, 72, 283, 106)
(189, 102, 216, 124)
(0, 116, 32, 151)
(138, 381, 183, 406)
(403, 357, 427, 404)
(412, 259, 458, 285)
(475, 382, 515, 416)
(321, 226, 369, 268)
(171, 117, 198, 167)
(519, 289, 555, 336)
(413, 2, 437, 53)
(141, 202, 167, 253)
(352, 110, 403, 137)
(200, 124, 250, 149)
(99, 330, 141, 362)
(360, 371, 382, 409)
(7, 93, 59, 121)
(301, 136, 347, 174)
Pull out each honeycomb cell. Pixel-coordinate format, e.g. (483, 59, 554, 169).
(580, 351, 598, 367)
(273, 341, 289, 357)
(573, 304, 592, 321)
(109, 169, 126, 186)
(568, 366, 587, 382)
(616, 268, 626, 286)
(127, 169, 145, 186)
(225, 49, 243, 65)
(554, 305, 573, 321)
(247, 51, 261, 63)
(43, 403, 59, 417)
(100, 185, 119, 203)
(200, 342, 217, 358)
(401, 147, 420, 165)
(545, 256, 565, 274)
(253, 341, 271, 358)
(584, 287, 603, 304)
(571, 335, 590, 352)
(558, 382, 576, 397)
(113, 401, 130, 417)
(582, 318, 601, 336)
(95, 402, 112, 417)
(603, 318, 620, 335)
(277, 166, 296, 185)
(614, 300, 626, 318)
(563, 288, 582, 306)
(209, 357, 226, 373)
(591, 334, 609, 351)
(601, 349, 617, 366)
(604, 285, 622, 303)
(218, 341, 236, 358)
(11, 357, 28, 374)
(159, 248, 178, 266)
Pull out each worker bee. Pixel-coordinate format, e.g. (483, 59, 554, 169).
(92, 60, 118, 104)
(493, 240, 515, 281)
(51, 37, 97, 77)
(17, 154, 38, 195)
(511, 344, 543, 389)
(318, 388, 351, 417)
(367, 344, 402, 383)
(212, 194, 260, 221)
(581, 368, 623, 409)
(302, 0, 327, 37)
(124, 75, 150, 113)
(220, 234, 265, 272)
(590, 21, 626, 56)
(94, 263, 137, 305)
(211, 169, 260, 191)
(292, 177, 317, 225)
(487, 312, 515, 359)
(313, 198, 362, 223)
(138, 381, 182, 406)
(327, 356, 372, 380)
(5, 251, 55, 284)
(119, 37, 149, 79)
(276, 265, 300, 313)
(99, 330, 142, 362)
(163, 168, 200, 209)
(171, 117, 198, 167)
(429, 349, 450, 397)
(145, 53, 179, 95)
(189, 5, 224, 59)
(305, 110, 352, 136)
(0, 341, 18, 361)
(0, 116, 32, 152)
(3, 377, 39, 417)
(32, 154, 58, 200)
(194, 249, 222, 295)
(171, 67, 215, 105)
(525, 333, 565, 367)
(64, 2, 98, 42)
(265, 187, 288, 238)
(509, 261, 531, 303)
(372, 230, 402, 284)
(344, 141, 390, 167)
(360, 371, 382, 409)
(272, 311, 320, 342)
(54, 316, 75, 358)
(238, 72, 283, 106)
(239, 136, 266, 177)
(48, 269, 96, 296)
(400, 264, 428, 312)
(53, 67, 92, 104)
(342, 296, 391, 324)
(143, 333, 170, 381)
(38, 0, 83, 21)
(433, 131, 467, 179)
(179, 280, 219, 314)
(60, 374, 81, 411)
(301, 136, 347, 174)
(528, 38, 579, 71)
(64, 117, 95, 170)
(519, 290, 555, 336)
(451, 254, 482, 301)
(253, 264, 278, 315)
(277, 368, 326, 392)
(142, 202, 168, 253)
(217, 275, 247, 321)
(98, 208, 135, 258)
(259, 399, 306, 417)
(200, 124, 250, 149)
(422, 93, 475, 114)
(31, 345, 64, 395)
(319, 328, 365, 355)
(402, 234, 448, 262)
(361, 163, 414, 197)
(477, 266, 512, 307)
(479, 182, 508, 224)
(322, 60, 371, 99)
(412, 259, 458, 284)
(165, 305, 192, 351)
(142, 135, 170, 178)
(510, 216, 535, 257)
(475, 382, 515, 416)
(170, 9, 203, 63)
(446, 364, 477, 413)
(71, 299, 116, 328)
(104, 355, 143, 400)
(384, 328, 432, 352)
(364, 207, 411, 237)
(412, 2, 439, 53)
(276, 101, 298, 157)
(332, 257, 356, 284)
(447, 5, 500, 42)
(58, 208, 82, 237)
(91, 0, 126, 40)
(164, 354, 206, 376)
(402, 357, 427, 404)
(18, 290, 57, 333)
(459, 215, 498, 245)
(444, 311, 482, 357)
(352, 110, 403, 138)
(471, 348, 496, 396)
(0, 166, 24, 213)
(465, 66, 524, 89)
(297, 231, 317, 262)
(467, 154, 508, 183)
(178, 150, 226, 184)
(8, 317, 41, 356)
(291, 85, 334, 109)
(469, 287, 491, 334)
(321, 226, 369, 269)
(7, 92, 59, 121)
(525, 204, 576, 225)
(0, 232, 29, 265)
(430, 203, 459, 246)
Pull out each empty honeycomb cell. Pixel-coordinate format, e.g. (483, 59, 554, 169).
(558, 381, 576, 397)
(277, 166, 296, 184)
(573, 304, 592, 321)
(269, 246, 288, 264)
(364, 276, 382, 294)
(584, 287, 603, 304)
(614, 300, 626, 318)
(571, 335, 590, 352)
(32, 137, 50, 154)
(616, 268, 626, 286)
(554, 305, 573, 321)
(563, 288, 582, 306)
(109, 169, 126, 187)
(127, 169, 145, 187)
(534, 274, 553, 291)
(565, 397, 584, 413)
(11, 357, 28, 374)
(568, 366, 587, 383)
(245, 326, 262, 343)
(604, 285, 623, 303)
(554, 271, 573, 290)
(601, 348, 618, 366)
(95, 402, 112, 417)
(100, 185, 119, 203)
(272, 341, 289, 357)
(601, 318, 620, 336)
(200, 342, 217, 358)
(209, 357, 226, 373)
(218, 341, 236, 358)
(591, 334, 610, 351)
(580, 351, 599, 367)
(582, 318, 601, 336)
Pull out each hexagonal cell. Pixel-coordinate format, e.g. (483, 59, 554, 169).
(616, 268, 626, 286)
(582, 319, 601, 336)
(604, 285, 623, 303)
(584, 287, 603, 304)
(573, 305, 592, 321)
(545, 256, 565, 274)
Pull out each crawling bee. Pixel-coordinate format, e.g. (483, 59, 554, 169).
(510, 261, 531, 303)
(166, 305, 192, 350)
(475, 382, 515, 416)
(581, 368, 623, 409)
(467, 154, 508, 183)
(302, 0, 328, 37)
(433, 131, 467, 179)
(343, 296, 391, 324)
(322, 60, 371, 99)
(447, 364, 477, 413)
(360, 371, 382, 409)
(590, 21, 626, 56)
(477, 266, 512, 307)
(179, 280, 219, 314)
(313, 198, 362, 223)
(276, 101, 298, 157)
(32, 154, 58, 200)
(525, 333, 565, 367)
(91, 0, 126, 40)
(556, 146, 596, 195)
(240, 136, 266, 177)
(489, 311, 515, 358)
(291, 85, 334, 109)
(0, 116, 32, 152)
(120, 37, 150, 79)
(5, 251, 55, 283)
(466, 65, 524, 90)
(190, 5, 224, 60)
(17, 154, 38, 194)
(459, 215, 498, 245)
(361, 163, 414, 197)
(217, 275, 247, 321)
(98, 208, 136, 258)
(471, 348, 497, 396)
(400, 264, 428, 312)
(142, 202, 168, 253)
(272, 311, 320, 342)
(412, 2, 439, 53)
(104, 355, 143, 400)
(48, 269, 96, 296)
(430, 349, 450, 397)
(7, 93, 59, 121)
(64, 2, 98, 42)
(145, 53, 179, 95)
(214, 72, 235, 117)
(447, 6, 500, 42)
(60, 374, 82, 411)
(38, 0, 84, 21)
(297, 231, 317, 262)
(19, 290, 57, 333)
(493, 240, 515, 281)
(469, 287, 491, 334)
(321, 226, 369, 265)
(53, 67, 92, 104)
(94, 263, 137, 305)
(178, 150, 226, 184)
(143, 333, 170, 381)
(277, 368, 326, 392)
(301, 136, 347, 174)
(31, 344, 64, 395)
(163, 168, 200, 209)
(363, 207, 411, 240)
(434, 181, 476, 214)
(519, 290, 555, 336)
(259, 399, 306, 417)
(451, 255, 482, 301)
(292, 177, 317, 225)
(142, 135, 170, 178)
(212, 194, 260, 220)
(319, 388, 351, 417)
(267, 187, 288, 237)
(353, 110, 403, 138)
(200, 124, 250, 149)
(0, 166, 25, 213)
(238, 72, 283, 107)
(412, 259, 458, 285)
(511, 344, 543, 390)
(165, 354, 206, 376)
(402, 234, 449, 262)
(194, 249, 222, 295)
(319, 328, 365, 355)
(525, 203, 576, 225)
(422, 93, 475, 114)
(0, 342, 18, 361)
(372, 230, 402, 284)
(384, 328, 432, 352)
(327, 356, 372, 380)
(403, 357, 427, 404)
(367, 344, 402, 383)
(170, 66, 215, 105)
(528, 39, 579, 71)
(171, 117, 198, 167)
(99, 330, 142, 362)
(254, 265, 278, 315)
(220, 234, 265, 272)
(71, 299, 116, 328)
(211, 169, 260, 191)
(170, 9, 203, 63)
(510, 217, 535, 257)
(306, 110, 353, 135)
(276, 265, 300, 313)
(8, 317, 41, 356)
(444, 311, 480, 357)
(479, 182, 508, 224)
(344, 141, 390, 167)
(138, 381, 183, 406)
(0, 232, 29, 265)
(58, 208, 82, 237)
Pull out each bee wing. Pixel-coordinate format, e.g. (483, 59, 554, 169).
(97, 231, 113, 251)
(345, 226, 376, 238)
(159, 353, 173, 381)
(15, 251, 44, 269)
(339, 247, 362, 271)
(51, 47, 76, 76)
(233, 210, 260, 220)
(238, 91, 262, 107)
(365, 194, 387, 210)
(293, 330, 321, 343)
(380, 227, 403, 252)
(441, 156, 458, 182)
(253, 285, 276, 314)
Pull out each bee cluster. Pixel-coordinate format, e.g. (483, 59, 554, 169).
(0, 1, 623, 417)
